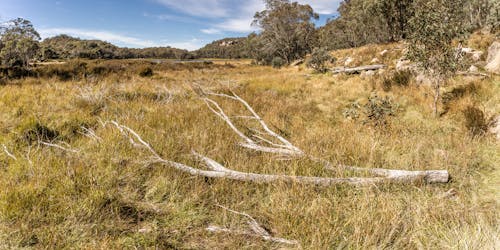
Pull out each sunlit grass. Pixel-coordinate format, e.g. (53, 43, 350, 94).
(0, 52, 498, 248)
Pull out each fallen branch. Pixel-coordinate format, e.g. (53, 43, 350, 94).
(1, 144, 17, 160)
(200, 90, 450, 184)
(39, 141, 80, 153)
(331, 64, 387, 74)
(200, 90, 303, 157)
(108, 121, 390, 186)
(207, 205, 299, 246)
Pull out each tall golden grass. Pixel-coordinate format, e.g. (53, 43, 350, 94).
(0, 46, 498, 248)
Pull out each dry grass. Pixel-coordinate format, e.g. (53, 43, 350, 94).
(0, 53, 498, 249)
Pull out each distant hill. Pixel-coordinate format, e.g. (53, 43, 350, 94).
(194, 37, 250, 59)
(40, 35, 195, 60)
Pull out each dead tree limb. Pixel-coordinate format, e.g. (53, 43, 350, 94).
(39, 141, 80, 153)
(1, 144, 17, 160)
(200, 91, 450, 184)
(207, 205, 300, 246)
(200, 90, 303, 157)
(108, 121, 391, 186)
(331, 64, 387, 74)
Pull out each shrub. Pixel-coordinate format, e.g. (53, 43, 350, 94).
(463, 106, 488, 136)
(138, 66, 154, 77)
(381, 70, 412, 91)
(17, 120, 59, 145)
(271, 57, 285, 69)
(364, 94, 399, 127)
(307, 47, 334, 73)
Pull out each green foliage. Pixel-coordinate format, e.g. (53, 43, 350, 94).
(406, 0, 467, 79)
(253, 0, 319, 64)
(271, 57, 285, 68)
(40, 35, 194, 60)
(343, 94, 399, 127)
(0, 18, 40, 67)
(306, 47, 334, 73)
(194, 37, 249, 59)
(364, 94, 399, 127)
(463, 106, 488, 136)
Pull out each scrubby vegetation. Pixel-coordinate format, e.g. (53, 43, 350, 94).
(0, 42, 498, 248)
(0, 0, 499, 248)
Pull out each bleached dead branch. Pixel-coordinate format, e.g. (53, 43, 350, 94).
(1, 144, 17, 160)
(39, 141, 80, 153)
(108, 121, 391, 186)
(200, 89, 304, 157)
(78, 126, 103, 142)
(199, 90, 450, 184)
(206, 205, 300, 246)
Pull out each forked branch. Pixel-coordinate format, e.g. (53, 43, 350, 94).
(199, 90, 449, 184)
(108, 121, 396, 186)
(206, 205, 300, 246)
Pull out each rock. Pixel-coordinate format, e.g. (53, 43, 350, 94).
(462, 47, 484, 62)
(371, 58, 380, 64)
(396, 59, 415, 72)
(469, 65, 478, 72)
(461, 47, 474, 53)
(360, 70, 376, 78)
(380, 50, 388, 57)
(471, 51, 483, 62)
(485, 41, 500, 74)
(416, 72, 433, 85)
(344, 57, 354, 67)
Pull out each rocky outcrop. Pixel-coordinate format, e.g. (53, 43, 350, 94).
(485, 41, 500, 74)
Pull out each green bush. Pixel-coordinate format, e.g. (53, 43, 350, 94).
(307, 47, 334, 73)
(271, 57, 285, 69)
(364, 94, 399, 127)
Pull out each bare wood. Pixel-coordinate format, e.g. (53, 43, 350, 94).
(39, 141, 80, 153)
(200, 90, 304, 157)
(1, 144, 17, 160)
(201, 91, 450, 184)
(206, 205, 300, 246)
(332, 64, 387, 74)
(108, 121, 395, 186)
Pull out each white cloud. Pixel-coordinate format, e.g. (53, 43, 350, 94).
(154, 0, 341, 34)
(155, 0, 230, 18)
(201, 28, 221, 34)
(38, 28, 204, 50)
(166, 38, 205, 51)
(299, 0, 342, 15)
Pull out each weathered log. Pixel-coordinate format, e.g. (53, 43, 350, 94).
(332, 64, 387, 74)
(201, 91, 450, 184)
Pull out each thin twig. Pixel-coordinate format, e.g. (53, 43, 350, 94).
(1, 144, 17, 160)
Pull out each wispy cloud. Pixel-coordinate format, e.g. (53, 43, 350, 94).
(201, 28, 221, 34)
(155, 0, 341, 34)
(38, 28, 204, 50)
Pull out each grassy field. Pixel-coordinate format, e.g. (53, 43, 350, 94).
(0, 45, 499, 249)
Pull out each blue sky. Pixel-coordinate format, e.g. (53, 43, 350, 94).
(0, 0, 342, 50)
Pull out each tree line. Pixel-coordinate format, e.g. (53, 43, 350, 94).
(1, 0, 499, 68)
(197, 0, 498, 63)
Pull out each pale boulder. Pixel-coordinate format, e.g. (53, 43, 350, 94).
(485, 41, 500, 74)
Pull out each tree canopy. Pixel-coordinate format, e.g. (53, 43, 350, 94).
(252, 0, 319, 64)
